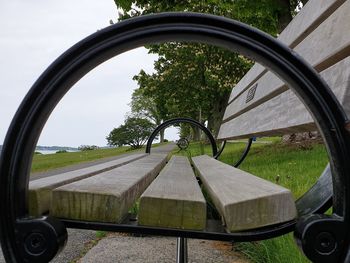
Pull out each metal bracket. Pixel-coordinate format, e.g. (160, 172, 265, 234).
(294, 214, 346, 262)
(15, 216, 67, 263)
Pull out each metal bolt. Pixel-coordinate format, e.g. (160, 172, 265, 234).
(315, 232, 337, 255)
(24, 232, 47, 255)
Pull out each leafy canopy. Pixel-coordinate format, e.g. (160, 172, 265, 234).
(106, 117, 156, 149)
(115, 0, 308, 137)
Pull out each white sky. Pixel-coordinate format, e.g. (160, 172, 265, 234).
(0, 0, 178, 147)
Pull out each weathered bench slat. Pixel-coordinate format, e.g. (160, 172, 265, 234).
(138, 156, 206, 230)
(277, 0, 345, 48)
(218, 56, 350, 140)
(223, 0, 350, 123)
(192, 155, 297, 232)
(29, 153, 147, 216)
(50, 154, 168, 223)
(227, 0, 345, 104)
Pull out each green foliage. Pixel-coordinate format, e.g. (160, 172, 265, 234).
(106, 117, 156, 149)
(130, 88, 165, 125)
(115, 0, 308, 137)
(55, 150, 68, 154)
(31, 143, 166, 174)
(95, 231, 107, 239)
(78, 145, 99, 151)
(31, 146, 136, 173)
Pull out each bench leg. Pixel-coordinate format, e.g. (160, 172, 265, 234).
(176, 237, 188, 263)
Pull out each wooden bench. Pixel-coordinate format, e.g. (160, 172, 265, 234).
(8, 1, 348, 262)
(26, 0, 350, 233)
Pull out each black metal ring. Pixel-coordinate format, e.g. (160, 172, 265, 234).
(1, 12, 350, 262)
(145, 117, 218, 156)
(214, 139, 253, 168)
(177, 138, 189, 150)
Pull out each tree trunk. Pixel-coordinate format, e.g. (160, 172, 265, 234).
(207, 93, 230, 137)
(159, 128, 165, 143)
(192, 126, 201, 141)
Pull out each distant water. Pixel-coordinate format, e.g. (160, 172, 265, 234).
(36, 150, 78, 155)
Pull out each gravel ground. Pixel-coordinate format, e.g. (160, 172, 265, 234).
(51, 229, 98, 263)
(80, 234, 247, 263)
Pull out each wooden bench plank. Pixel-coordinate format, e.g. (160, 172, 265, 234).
(28, 153, 147, 216)
(223, 0, 350, 123)
(138, 156, 206, 230)
(50, 154, 168, 223)
(192, 155, 297, 232)
(218, 56, 350, 140)
(278, 0, 345, 48)
(227, 0, 344, 104)
(223, 72, 286, 122)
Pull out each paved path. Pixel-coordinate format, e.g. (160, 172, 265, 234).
(80, 234, 247, 263)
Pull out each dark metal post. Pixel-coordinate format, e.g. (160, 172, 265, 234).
(176, 237, 188, 263)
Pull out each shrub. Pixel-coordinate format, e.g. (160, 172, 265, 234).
(106, 117, 156, 149)
(78, 145, 99, 151)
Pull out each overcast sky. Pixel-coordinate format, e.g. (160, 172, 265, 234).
(0, 0, 178, 147)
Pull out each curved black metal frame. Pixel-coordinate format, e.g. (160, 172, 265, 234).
(146, 117, 218, 156)
(214, 140, 226, 159)
(214, 139, 253, 168)
(233, 138, 253, 168)
(0, 12, 350, 262)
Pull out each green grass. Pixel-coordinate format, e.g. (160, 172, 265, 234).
(174, 138, 329, 263)
(31, 143, 167, 174)
(31, 146, 136, 173)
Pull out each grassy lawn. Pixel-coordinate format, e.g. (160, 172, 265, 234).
(174, 138, 328, 263)
(31, 143, 166, 174)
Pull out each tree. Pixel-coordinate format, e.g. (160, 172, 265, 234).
(106, 117, 156, 149)
(78, 145, 99, 151)
(115, 0, 309, 138)
(130, 82, 168, 142)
